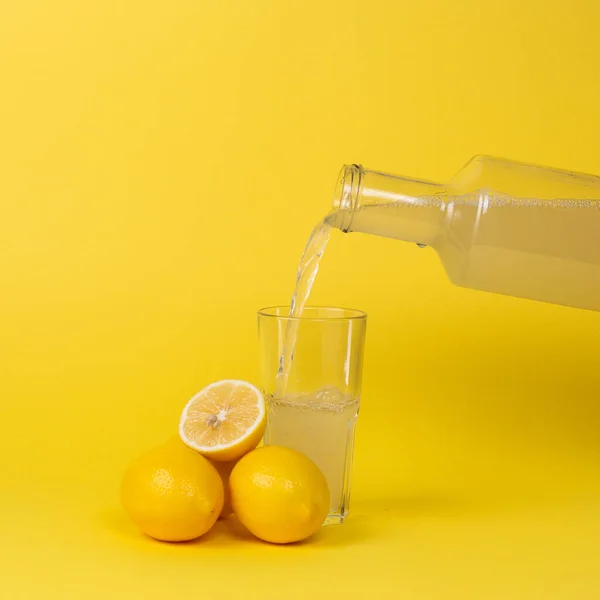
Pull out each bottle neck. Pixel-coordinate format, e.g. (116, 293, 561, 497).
(330, 164, 446, 247)
(330, 164, 363, 231)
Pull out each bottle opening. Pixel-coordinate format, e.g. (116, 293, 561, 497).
(331, 164, 363, 232)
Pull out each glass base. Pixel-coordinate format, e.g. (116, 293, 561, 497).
(323, 511, 348, 526)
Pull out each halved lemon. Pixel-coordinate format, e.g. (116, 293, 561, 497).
(178, 380, 266, 462)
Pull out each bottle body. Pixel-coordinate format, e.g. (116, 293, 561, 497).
(331, 156, 600, 311)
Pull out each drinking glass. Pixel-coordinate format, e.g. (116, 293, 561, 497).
(257, 306, 367, 525)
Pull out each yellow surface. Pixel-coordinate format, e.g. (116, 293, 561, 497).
(1, 1, 600, 598)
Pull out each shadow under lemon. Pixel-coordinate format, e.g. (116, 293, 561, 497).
(101, 489, 488, 549)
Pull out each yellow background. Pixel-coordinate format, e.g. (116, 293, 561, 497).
(2, 1, 600, 598)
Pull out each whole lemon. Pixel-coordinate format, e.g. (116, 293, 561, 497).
(121, 440, 224, 542)
(230, 445, 330, 544)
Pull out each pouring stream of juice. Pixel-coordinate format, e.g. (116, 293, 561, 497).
(274, 215, 334, 397)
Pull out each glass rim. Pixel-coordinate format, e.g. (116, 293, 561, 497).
(257, 305, 367, 322)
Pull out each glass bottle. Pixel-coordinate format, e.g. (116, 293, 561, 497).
(330, 155, 600, 311)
